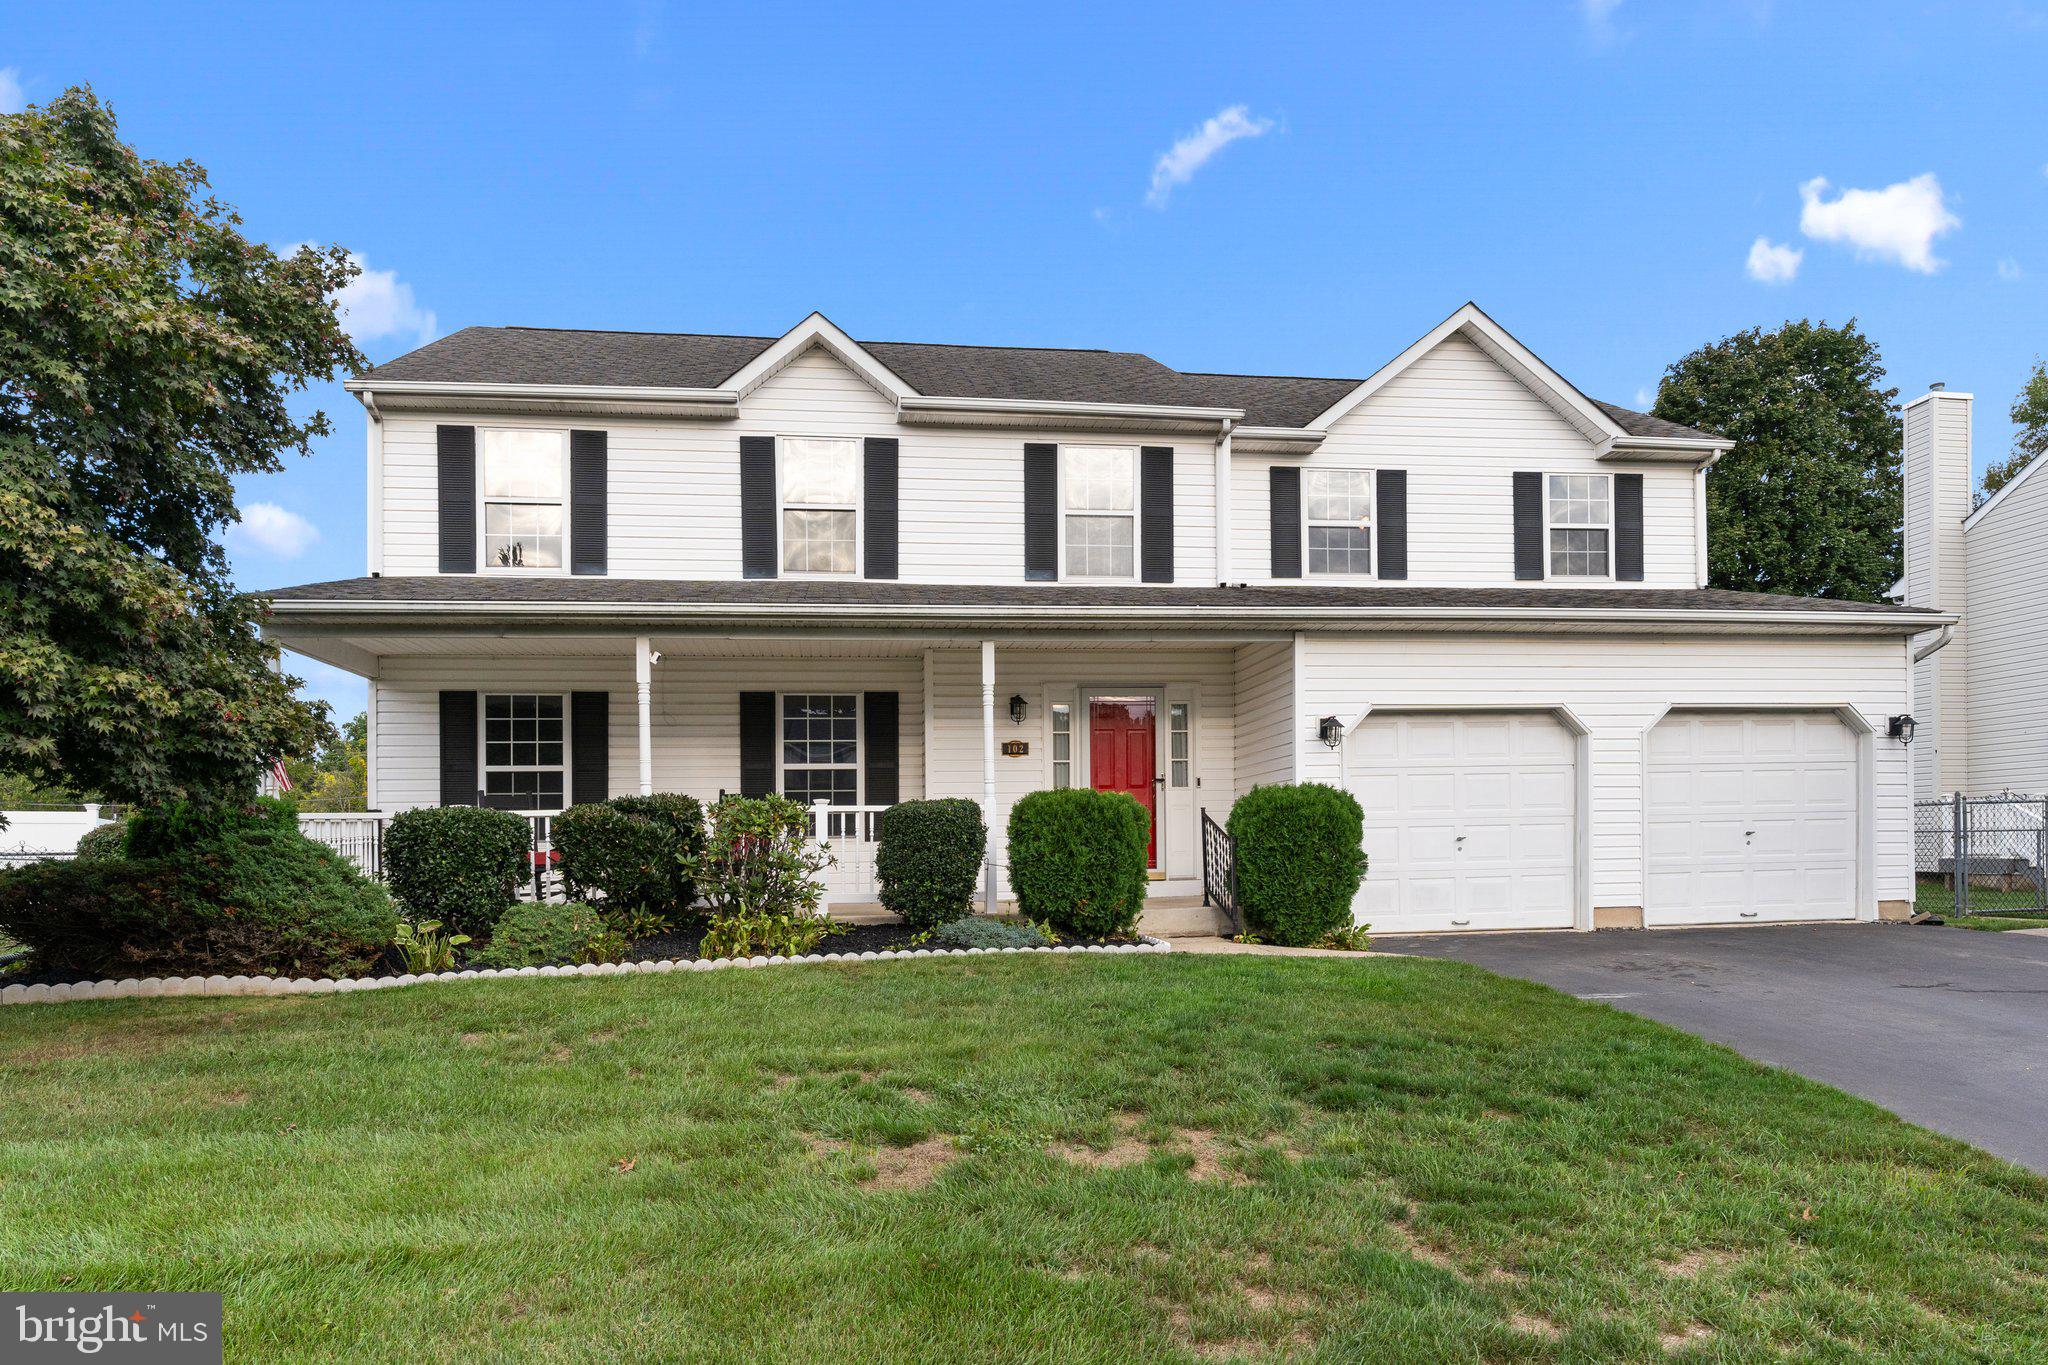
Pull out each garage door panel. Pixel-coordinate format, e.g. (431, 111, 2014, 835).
(1404, 772, 1457, 813)
(1647, 711, 1858, 926)
(1516, 768, 1575, 812)
(1461, 770, 1513, 813)
(1516, 720, 1576, 762)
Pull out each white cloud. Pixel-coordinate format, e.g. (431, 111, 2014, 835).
(284, 243, 437, 346)
(1146, 105, 1275, 208)
(1746, 236, 1803, 284)
(1634, 386, 1656, 409)
(0, 67, 25, 114)
(1580, 0, 1626, 41)
(1797, 174, 1959, 273)
(233, 502, 320, 558)
(1999, 257, 2024, 281)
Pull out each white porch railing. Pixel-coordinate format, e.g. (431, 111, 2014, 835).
(807, 801, 890, 909)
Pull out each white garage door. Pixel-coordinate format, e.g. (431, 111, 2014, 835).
(1646, 712, 1859, 926)
(1348, 712, 1577, 934)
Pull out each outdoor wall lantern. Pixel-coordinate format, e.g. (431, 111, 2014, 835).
(1318, 715, 1344, 748)
(1009, 694, 1028, 725)
(1888, 714, 1917, 746)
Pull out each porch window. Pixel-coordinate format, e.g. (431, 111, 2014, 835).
(1063, 445, 1137, 579)
(1169, 702, 1190, 787)
(1050, 703, 1073, 788)
(782, 693, 859, 805)
(481, 429, 567, 569)
(780, 437, 859, 575)
(483, 693, 565, 809)
(1546, 473, 1612, 578)
(1305, 468, 1373, 576)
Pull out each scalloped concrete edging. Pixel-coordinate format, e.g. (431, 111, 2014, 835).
(0, 938, 1173, 1007)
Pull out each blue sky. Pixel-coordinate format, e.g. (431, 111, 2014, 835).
(9, 1, 2044, 722)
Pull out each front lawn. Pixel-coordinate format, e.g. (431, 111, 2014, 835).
(2, 955, 2044, 1362)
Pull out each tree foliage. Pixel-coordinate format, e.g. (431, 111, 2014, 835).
(1652, 320, 1901, 601)
(0, 87, 364, 807)
(283, 712, 368, 812)
(1979, 358, 2048, 507)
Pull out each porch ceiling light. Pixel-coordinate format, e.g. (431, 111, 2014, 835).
(1318, 716, 1343, 748)
(1009, 694, 1027, 725)
(1888, 714, 1917, 746)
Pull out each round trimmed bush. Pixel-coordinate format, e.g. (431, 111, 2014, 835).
(126, 795, 295, 859)
(382, 806, 531, 937)
(928, 916, 1048, 950)
(72, 820, 130, 861)
(875, 798, 987, 931)
(1227, 783, 1367, 946)
(471, 901, 611, 969)
(1006, 788, 1149, 938)
(551, 793, 703, 915)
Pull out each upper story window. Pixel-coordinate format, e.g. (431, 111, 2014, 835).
(1064, 444, 1137, 579)
(1547, 473, 1612, 578)
(482, 429, 567, 570)
(781, 437, 859, 576)
(1305, 468, 1373, 576)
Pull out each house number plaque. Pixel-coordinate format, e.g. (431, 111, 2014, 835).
(1001, 740, 1030, 757)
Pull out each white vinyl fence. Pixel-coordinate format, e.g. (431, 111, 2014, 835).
(0, 806, 117, 867)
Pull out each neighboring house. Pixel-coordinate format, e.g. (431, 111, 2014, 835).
(266, 303, 1946, 935)
(1903, 385, 2046, 798)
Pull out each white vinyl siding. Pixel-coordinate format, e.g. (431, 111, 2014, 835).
(1231, 641, 1296, 797)
(1959, 455, 2048, 794)
(1902, 392, 1974, 797)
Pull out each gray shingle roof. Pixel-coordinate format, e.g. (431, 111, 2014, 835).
(264, 576, 1936, 623)
(360, 325, 1721, 440)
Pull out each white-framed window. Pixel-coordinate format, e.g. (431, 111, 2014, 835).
(1305, 468, 1374, 576)
(780, 437, 859, 576)
(1547, 473, 1612, 578)
(1169, 702, 1191, 787)
(482, 693, 566, 809)
(781, 693, 859, 806)
(1062, 444, 1138, 579)
(481, 429, 567, 570)
(1050, 702, 1073, 789)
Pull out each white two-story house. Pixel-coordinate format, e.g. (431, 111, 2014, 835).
(265, 303, 1947, 935)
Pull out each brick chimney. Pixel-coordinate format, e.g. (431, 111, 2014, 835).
(1901, 384, 1973, 798)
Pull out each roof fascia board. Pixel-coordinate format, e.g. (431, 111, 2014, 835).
(720, 312, 916, 403)
(1305, 302, 1629, 445)
(895, 394, 1242, 424)
(343, 378, 739, 404)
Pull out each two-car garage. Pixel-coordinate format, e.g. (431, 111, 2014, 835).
(1345, 707, 1865, 934)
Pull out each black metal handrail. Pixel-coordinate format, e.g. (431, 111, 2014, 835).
(1200, 808, 1240, 935)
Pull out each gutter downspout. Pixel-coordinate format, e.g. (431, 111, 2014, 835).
(1214, 417, 1237, 585)
(1913, 623, 1955, 663)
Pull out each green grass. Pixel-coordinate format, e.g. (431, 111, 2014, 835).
(3, 955, 2046, 1362)
(1914, 876, 2048, 930)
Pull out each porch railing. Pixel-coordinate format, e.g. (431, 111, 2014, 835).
(805, 802, 891, 908)
(299, 810, 561, 902)
(1200, 808, 1241, 935)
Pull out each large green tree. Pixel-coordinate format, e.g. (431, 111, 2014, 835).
(0, 87, 364, 807)
(1652, 320, 1902, 601)
(1978, 358, 2048, 506)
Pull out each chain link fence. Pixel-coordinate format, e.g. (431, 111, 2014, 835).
(1915, 794, 2048, 919)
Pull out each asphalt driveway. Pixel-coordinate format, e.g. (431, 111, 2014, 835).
(1392, 923, 2048, 1173)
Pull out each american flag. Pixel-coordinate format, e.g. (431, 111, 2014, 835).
(270, 758, 293, 792)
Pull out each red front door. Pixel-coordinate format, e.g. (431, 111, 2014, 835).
(1089, 697, 1158, 867)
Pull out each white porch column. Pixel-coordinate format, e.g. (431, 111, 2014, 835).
(982, 639, 998, 914)
(1214, 419, 1235, 584)
(634, 636, 654, 796)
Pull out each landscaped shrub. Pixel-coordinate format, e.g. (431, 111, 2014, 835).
(693, 794, 834, 958)
(550, 793, 703, 919)
(1006, 789, 1149, 938)
(470, 901, 617, 969)
(382, 806, 531, 937)
(72, 820, 130, 861)
(125, 795, 295, 859)
(1227, 783, 1368, 947)
(928, 916, 1048, 950)
(875, 798, 987, 932)
(0, 824, 398, 979)
(390, 919, 470, 974)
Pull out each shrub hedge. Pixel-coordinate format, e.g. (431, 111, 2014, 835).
(470, 901, 615, 969)
(0, 822, 397, 979)
(875, 798, 987, 931)
(1227, 783, 1368, 946)
(928, 916, 1047, 950)
(550, 793, 703, 915)
(72, 820, 130, 861)
(1006, 788, 1149, 938)
(382, 806, 531, 937)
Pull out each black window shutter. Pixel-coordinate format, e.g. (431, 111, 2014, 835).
(740, 436, 778, 579)
(1269, 466, 1302, 579)
(863, 438, 899, 580)
(739, 691, 776, 797)
(1614, 472, 1645, 581)
(1141, 446, 1174, 583)
(1376, 469, 1408, 580)
(863, 692, 900, 805)
(1513, 471, 1545, 580)
(438, 691, 479, 806)
(569, 430, 608, 576)
(570, 692, 609, 805)
(436, 425, 477, 573)
(1024, 443, 1058, 581)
